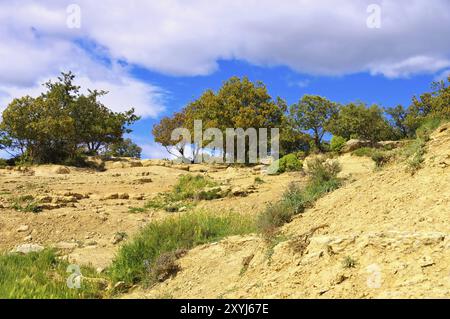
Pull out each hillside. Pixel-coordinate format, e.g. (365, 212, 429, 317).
(125, 123, 450, 299)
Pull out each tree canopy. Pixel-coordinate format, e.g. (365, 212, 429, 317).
(0, 72, 139, 164)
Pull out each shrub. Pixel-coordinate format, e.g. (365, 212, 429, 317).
(269, 154, 303, 174)
(342, 256, 357, 269)
(172, 175, 217, 200)
(404, 138, 426, 174)
(0, 158, 7, 168)
(109, 211, 255, 285)
(0, 249, 105, 299)
(257, 159, 341, 236)
(330, 136, 347, 152)
(352, 147, 392, 168)
(415, 117, 443, 141)
(10, 195, 42, 213)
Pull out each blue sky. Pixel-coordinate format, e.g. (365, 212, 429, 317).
(1, 1, 450, 158)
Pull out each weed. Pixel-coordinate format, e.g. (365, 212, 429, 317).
(342, 256, 357, 269)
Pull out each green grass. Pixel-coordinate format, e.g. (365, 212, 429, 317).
(403, 138, 426, 174)
(136, 174, 222, 213)
(0, 249, 106, 299)
(352, 147, 393, 168)
(108, 211, 256, 285)
(10, 195, 42, 213)
(257, 159, 342, 236)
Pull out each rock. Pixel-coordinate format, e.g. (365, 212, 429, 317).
(178, 206, 187, 212)
(62, 192, 85, 200)
(341, 139, 373, 153)
(419, 256, 435, 267)
(37, 195, 53, 203)
(52, 166, 71, 174)
(118, 193, 130, 200)
(128, 161, 143, 168)
(103, 193, 119, 200)
(189, 165, 209, 173)
(39, 203, 61, 210)
(171, 164, 190, 171)
(260, 156, 275, 165)
(135, 178, 153, 184)
(17, 225, 30, 232)
(252, 165, 267, 172)
(85, 240, 97, 246)
(111, 233, 126, 245)
(24, 235, 33, 241)
(13, 244, 44, 254)
(231, 187, 248, 197)
(131, 194, 145, 200)
(54, 242, 79, 250)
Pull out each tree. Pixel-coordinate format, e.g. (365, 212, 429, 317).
(152, 111, 193, 161)
(153, 77, 284, 163)
(290, 95, 338, 152)
(328, 102, 395, 142)
(105, 138, 142, 158)
(386, 105, 410, 138)
(0, 72, 139, 164)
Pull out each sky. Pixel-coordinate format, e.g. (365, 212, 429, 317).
(1, 0, 450, 158)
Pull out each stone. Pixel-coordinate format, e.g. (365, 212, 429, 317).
(52, 166, 71, 174)
(17, 225, 29, 232)
(13, 244, 44, 254)
(419, 256, 434, 267)
(103, 193, 119, 200)
(341, 139, 373, 153)
(111, 233, 126, 244)
(54, 242, 79, 250)
(24, 235, 33, 241)
(118, 193, 130, 200)
(231, 187, 248, 197)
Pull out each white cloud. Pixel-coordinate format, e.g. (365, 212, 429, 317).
(0, 0, 450, 105)
(75, 0, 450, 78)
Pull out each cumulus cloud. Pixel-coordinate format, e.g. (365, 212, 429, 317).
(58, 0, 450, 78)
(1, 0, 450, 108)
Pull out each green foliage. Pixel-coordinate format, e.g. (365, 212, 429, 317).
(105, 138, 142, 159)
(257, 159, 341, 236)
(10, 195, 42, 213)
(278, 153, 303, 173)
(415, 117, 443, 141)
(0, 249, 104, 299)
(386, 105, 411, 138)
(403, 138, 426, 174)
(108, 211, 255, 285)
(153, 77, 284, 163)
(0, 158, 7, 168)
(0, 72, 139, 164)
(172, 175, 218, 200)
(290, 95, 339, 152)
(330, 135, 347, 152)
(352, 147, 392, 168)
(142, 175, 219, 212)
(342, 256, 357, 269)
(328, 102, 395, 142)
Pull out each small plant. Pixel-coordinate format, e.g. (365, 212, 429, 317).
(109, 211, 255, 285)
(268, 153, 303, 174)
(352, 147, 392, 168)
(257, 159, 341, 237)
(330, 136, 347, 152)
(10, 195, 42, 213)
(403, 138, 426, 174)
(0, 249, 106, 298)
(128, 207, 146, 213)
(342, 256, 357, 269)
(254, 176, 265, 184)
